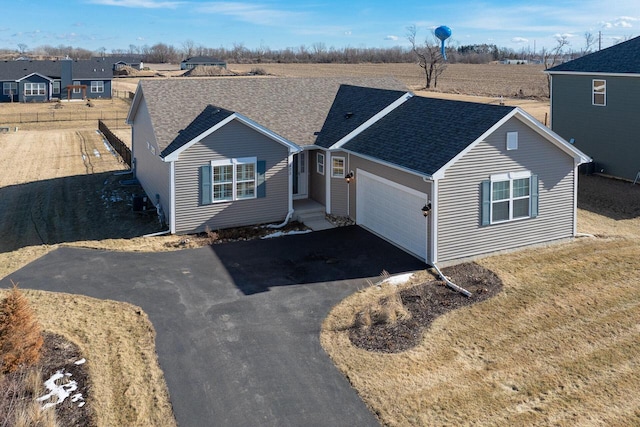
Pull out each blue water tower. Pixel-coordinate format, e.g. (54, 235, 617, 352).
(435, 26, 452, 60)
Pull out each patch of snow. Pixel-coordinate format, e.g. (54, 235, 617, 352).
(382, 273, 414, 286)
(82, 154, 87, 162)
(93, 148, 101, 158)
(37, 369, 84, 410)
(74, 358, 86, 365)
(261, 229, 313, 239)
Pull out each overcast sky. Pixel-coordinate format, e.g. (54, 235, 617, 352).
(2, 0, 638, 53)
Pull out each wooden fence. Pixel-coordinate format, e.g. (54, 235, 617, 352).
(99, 120, 131, 167)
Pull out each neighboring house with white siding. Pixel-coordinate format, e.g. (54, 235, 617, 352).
(127, 77, 589, 265)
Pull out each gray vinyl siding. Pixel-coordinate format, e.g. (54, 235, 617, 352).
(19, 75, 50, 102)
(329, 151, 349, 216)
(309, 149, 326, 204)
(551, 74, 640, 180)
(437, 117, 575, 263)
(174, 119, 289, 234)
(131, 98, 171, 223)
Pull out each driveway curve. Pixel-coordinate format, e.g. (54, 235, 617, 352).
(2, 226, 424, 426)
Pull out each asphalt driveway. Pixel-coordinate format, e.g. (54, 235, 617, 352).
(2, 226, 425, 426)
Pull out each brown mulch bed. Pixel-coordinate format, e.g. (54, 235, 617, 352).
(0, 331, 93, 426)
(349, 263, 503, 353)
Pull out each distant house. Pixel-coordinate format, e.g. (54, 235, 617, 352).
(0, 58, 112, 102)
(127, 77, 589, 265)
(180, 56, 227, 70)
(546, 36, 640, 181)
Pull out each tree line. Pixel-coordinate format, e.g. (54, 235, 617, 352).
(0, 39, 578, 65)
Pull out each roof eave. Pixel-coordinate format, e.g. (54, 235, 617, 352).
(545, 70, 640, 77)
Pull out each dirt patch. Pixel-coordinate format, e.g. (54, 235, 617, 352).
(578, 174, 640, 221)
(349, 264, 502, 353)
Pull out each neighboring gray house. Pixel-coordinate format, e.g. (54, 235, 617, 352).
(180, 56, 227, 70)
(127, 77, 589, 265)
(546, 36, 640, 181)
(0, 58, 112, 102)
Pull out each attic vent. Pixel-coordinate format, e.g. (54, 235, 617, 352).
(212, 109, 220, 115)
(345, 112, 354, 119)
(94, 68, 96, 72)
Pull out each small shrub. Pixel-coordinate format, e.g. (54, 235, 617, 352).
(0, 283, 44, 374)
(353, 292, 410, 328)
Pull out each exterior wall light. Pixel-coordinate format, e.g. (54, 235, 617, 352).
(421, 202, 432, 217)
(345, 171, 354, 183)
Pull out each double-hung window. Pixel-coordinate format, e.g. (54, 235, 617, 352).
(90, 81, 104, 93)
(482, 172, 538, 225)
(331, 156, 345, 178)
(3, 82, 17, 95)
(592, 79, 606, 106)
(210, 157, 257, 202)
(73, 81, 81, 94)
(317, 152, 325, 175)
(52, 81, 60, 95)
(24, 82, 45, 96)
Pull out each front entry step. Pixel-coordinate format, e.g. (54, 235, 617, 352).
(293, 199, 336, 231)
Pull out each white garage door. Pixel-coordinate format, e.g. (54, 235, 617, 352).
(356, 169, 428, 260)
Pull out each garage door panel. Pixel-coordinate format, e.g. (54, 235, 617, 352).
(356, 169, 427, 260)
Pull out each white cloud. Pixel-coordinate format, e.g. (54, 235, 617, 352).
(196, 2, 306, 26)
(344, 31, 352, 36)
(384, 35, 398, 41)
(600, 16, 639, 29)
(511, 37, 528, 44)
(87, 0, 183, 8)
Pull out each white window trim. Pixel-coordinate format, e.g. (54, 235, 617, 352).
(592, 79, 606, 106)
(90, 80, 104, 93)
(3, 82, 17, 95)
(210, 157, 257, 203)
(73, 81, 81, 94)
(52, 81, 60, 94)
(490, 171, 532, 224)
(316, 152, 325, 175)
(331, 156, 346, 178)
(24, 82, 45, 96)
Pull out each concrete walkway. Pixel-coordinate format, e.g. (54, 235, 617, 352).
(2, 226, 425, 426)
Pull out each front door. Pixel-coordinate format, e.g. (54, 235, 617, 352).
(292, 152, 308, 199)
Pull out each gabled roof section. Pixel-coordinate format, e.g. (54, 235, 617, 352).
(16, 72, 54, 82)
(133, 76, 407, 151)
(160, 105, 234, 158)
(315, 85, 410, 149)
(340, 96, 516, 177)
(547, 36, 640, 74)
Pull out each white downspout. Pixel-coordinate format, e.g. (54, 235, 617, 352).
(430, 178, 438, 264)
(573, 163, 578, 236)
(169, 160, 176, 234)
(325, 151, 331, 214)
(265, 151, 295, 229)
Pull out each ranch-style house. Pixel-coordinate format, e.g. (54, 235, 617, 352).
(127, 77, 589, 265)
(0, 58, 112, 103)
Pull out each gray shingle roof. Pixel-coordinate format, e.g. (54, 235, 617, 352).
(0, 59, 112, 81)
(161, 105, 234, 157)
(336, 93, 515, 176)
(315, 85, 408, 149)
(181, 56, 226, 64)
(547, 36, 640, 74)
(136, 76, 406, 151)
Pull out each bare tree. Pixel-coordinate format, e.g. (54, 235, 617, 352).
(583, 32, 596, 55)
(182, 39, 196, 59)
(543, 35, 570, 97)
(407, 25, 447, 89)
(17, 43, 28, 55)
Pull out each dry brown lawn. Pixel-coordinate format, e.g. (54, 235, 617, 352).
(321, 176, 640, 426)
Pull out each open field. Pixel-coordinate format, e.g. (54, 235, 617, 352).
(112, 63, 550, 124)
(0, 98, 131, 131)
(321, 175, 640, 426)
